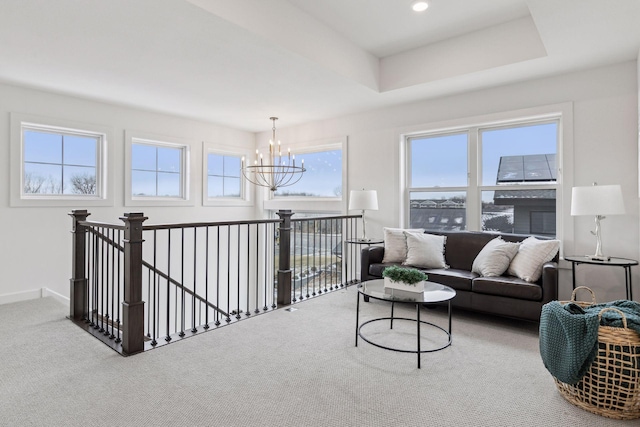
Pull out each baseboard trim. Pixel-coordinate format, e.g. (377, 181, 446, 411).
(0, 288, 70, 306)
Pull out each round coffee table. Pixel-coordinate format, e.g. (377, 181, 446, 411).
(355, 279, 456, 369)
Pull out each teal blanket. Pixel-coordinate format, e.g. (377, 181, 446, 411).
(539, 299, 640, 385)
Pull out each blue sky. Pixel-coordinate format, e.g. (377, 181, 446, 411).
(410, 122, 557, 202)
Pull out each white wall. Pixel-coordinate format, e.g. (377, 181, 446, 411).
(262, 61, 639, 302)
(0, 83, 256, 303)
(2, 60, 638, 306)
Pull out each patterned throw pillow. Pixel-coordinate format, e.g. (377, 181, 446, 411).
(381, 227, 425, 263)
(508, 236, 560, 282)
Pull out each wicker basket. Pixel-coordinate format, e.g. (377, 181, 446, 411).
(553, 287, 640, 420)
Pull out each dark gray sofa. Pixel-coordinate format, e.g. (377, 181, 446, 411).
(360, 230, 559, 321)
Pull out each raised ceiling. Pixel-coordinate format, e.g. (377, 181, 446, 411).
(0, 0, 639, 132)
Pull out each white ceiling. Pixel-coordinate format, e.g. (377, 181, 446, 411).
(0, 0, 639, 132)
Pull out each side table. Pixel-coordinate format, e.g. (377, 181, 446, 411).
(564, 255, 638, 301)
(344, 238, 383, 285)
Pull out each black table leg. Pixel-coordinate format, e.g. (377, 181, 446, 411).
(416, 303, 421, 369)
(390, 301, 395, 329)
(355, 291, 360, 347)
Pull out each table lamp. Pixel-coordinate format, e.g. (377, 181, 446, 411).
(349, 189, 378, 242)
(571, 183, 625, 261)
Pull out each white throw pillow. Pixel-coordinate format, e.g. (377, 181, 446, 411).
(381, 227, 425, 263)
(403, 232, 448, 269)
(471, 237, 520, 277)
(508, 236, 560, 282)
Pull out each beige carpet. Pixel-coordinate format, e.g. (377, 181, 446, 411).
(0, 288, 630, 426)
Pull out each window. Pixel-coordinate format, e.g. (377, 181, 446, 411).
(202, 143, 252, 207)
(207, 153, 241, 198)
(131, 142, 183, 197)
(407, 119, 559, 237)
(125, 132, 191, 206)
(264, 137, 347, 213)
(274, 148, 343, 198)
(10, 114, 111, 207)
(23, 127, 99, 196)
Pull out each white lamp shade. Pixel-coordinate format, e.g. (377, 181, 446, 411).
(349, 190, 378, 211)
(571, 184, 625, 216)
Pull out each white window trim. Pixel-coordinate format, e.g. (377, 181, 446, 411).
(10, 113, 113, 207)
(202, 142, 253, 207)
(398, 103, 574, 254)
(263, 136, 348, 213)
(124, 131, 193, 207)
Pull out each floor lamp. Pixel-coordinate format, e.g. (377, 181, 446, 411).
(571, 183, 625, 261)
(349, 189, 378, 242)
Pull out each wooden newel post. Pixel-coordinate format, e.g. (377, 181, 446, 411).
(276, 210, 293, 306)
(69, 209, 90, 321)
(120, 212, 147, 355)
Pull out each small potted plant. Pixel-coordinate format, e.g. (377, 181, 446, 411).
(382, 265, 428, 293)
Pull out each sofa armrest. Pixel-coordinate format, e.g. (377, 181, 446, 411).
(360, 246, 385, 282)
(540, 261, 559, 303)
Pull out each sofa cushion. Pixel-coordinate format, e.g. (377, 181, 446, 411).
(425, 268, 475, 292)
(368, 262, 401, 278)
(472, 276, 543, 301)
(403, 232, 448, 269)
(471, 237, 520, 277)
(508, 236, 560, 282)
(381, 227, 425, 263)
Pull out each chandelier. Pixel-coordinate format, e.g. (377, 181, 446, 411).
(241, 117, 305, 192)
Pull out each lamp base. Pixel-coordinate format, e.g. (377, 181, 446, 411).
(586, 254, 611, 261)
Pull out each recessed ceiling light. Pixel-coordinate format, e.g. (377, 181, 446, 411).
(412, 1, 429, 12)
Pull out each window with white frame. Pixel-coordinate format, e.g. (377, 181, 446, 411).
(10, 114, 111, 207)
(125, 132, 191, 206)
(207, 153, 242, 198)
(407, 119, 559, 237)
(22, 126, 100, 196)
(202, 143, 252, 207)
(274, 148, 343, 198)
(263, 137, 347, 213)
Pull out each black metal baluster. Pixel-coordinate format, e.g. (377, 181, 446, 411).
(90, 230, 96, 327)
(330, 219, 335, 290)
(236, 225, 241, 320)
(272, 222, 277, 309)
(312, 220, 317, 296)
(115, 229, 122, 344)
(263, 223, 269, 311)
(165, 229, 172, 342)
(192, 227, 197, 333)
(246, 223, 251, 317)
(151, 230, 158, 346)
(84, 229, 90, 323)
(215, 226, 221, 326)
(292, 222, 298, 303)
(99, 227, 105, 333)
(204, 226, 210, 329)
(324, 220, 328, 293)
(179, 227, 185, 337)
(255, 223, 260, 314)
(109, 228, 116, 339)
(305, 220, 311, 298)
(226, 225, 231, 323)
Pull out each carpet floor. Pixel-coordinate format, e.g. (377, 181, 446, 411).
(0, 287, 631, 426)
